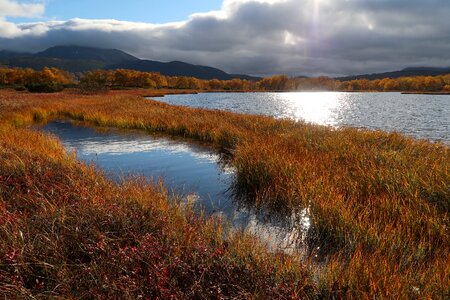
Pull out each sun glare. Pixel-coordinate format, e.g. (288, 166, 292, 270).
(280, 92, 343, 125)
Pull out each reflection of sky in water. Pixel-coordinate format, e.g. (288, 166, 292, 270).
(65, 137, 221, 165)
(156, 92, 450, 144)
(41, 121, 310, 254)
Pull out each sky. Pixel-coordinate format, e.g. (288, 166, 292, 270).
(1, 0, 449, 76)
(7, 1, 224, 24)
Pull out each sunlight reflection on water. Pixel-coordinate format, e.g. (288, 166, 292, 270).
(276, 92, 342, 125)
(156, 92, 450, 143)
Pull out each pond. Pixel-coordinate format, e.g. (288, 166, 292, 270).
(155, 92, 450, 144)
(41, 120, 310, 254)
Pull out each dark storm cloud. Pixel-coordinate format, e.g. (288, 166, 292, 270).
(1, 0, 449, 76)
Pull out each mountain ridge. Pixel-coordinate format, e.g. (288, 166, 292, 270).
(336, 67, 450, 81)
(35, 46, 139, 65)
(2, 46, 448, 80)
(1, 46, 260, 80)
(106, 59, 255, 80)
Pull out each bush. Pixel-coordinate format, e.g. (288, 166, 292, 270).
(25, 82, 65, 93)
(77, 81, 109, 94)
(13, 85, 27, 91)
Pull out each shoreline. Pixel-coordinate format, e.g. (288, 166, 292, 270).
(401, 91, 450, 95)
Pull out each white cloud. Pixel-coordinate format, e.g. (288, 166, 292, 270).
(0, 0, 45, 38)
(1, 0, 449, 76)
(0, 0, 44, 18)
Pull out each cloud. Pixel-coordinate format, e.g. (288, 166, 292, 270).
(0, 0, 44, 18)
(0, 0, 449, 76)
(0, 0, 45, 38)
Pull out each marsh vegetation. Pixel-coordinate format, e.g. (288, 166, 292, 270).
(0, 88, 448, 298)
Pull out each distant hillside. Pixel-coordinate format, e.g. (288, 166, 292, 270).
(0, 50, 30, 62)
(107, 60, 253, 80)
(337, 67, 450, 81)
(230, 74, 262, 81)
(1, 46, 259, 80)
(7, 57, 107, 73)
(35, 46, 139, 65)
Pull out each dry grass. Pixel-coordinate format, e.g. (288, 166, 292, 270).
(0, 125, 313, 298)
(0, 88, 449, 298)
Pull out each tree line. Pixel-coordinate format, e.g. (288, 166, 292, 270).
(1, 66, 449, 93)
(0, 67, 73, 92)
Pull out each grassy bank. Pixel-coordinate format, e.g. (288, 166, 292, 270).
(0, 125, 312, 298)
(1, 89, 449, 298)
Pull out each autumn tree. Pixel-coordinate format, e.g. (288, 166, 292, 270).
(207, 79, 224, 90)
(172, 76, 202, 89)
(79, 70, 113, 93)
(149, 73, 168, 88)
(223, 79, 249, 91)
(338, 74, 449, 92)
(21, 67, 74, 92)
(258, 75, 289, 90)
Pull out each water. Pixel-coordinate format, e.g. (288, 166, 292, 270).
(42, 121, 232, 213)
(155, 92, 450, 144)
(41, 120, 310, 253)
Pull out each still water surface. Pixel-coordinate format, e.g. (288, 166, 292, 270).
(156, 92, 450, 143)
(42, 121, 309, 253)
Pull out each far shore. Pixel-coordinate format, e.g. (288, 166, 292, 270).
(401, 91, 450, 95)
(142, 89, 450, 97)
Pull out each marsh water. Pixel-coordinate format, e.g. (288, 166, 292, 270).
(155, 92, 450, 144)
(41, 121, 310, 253)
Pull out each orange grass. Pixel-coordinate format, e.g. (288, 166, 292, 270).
(0, 125, 313, 298)
(0, 88, 449, 298)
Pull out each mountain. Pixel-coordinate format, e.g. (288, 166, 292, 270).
(0, 50, 31, 62)
(229, 74, 262, 81)
(337, 67, 450, 81)
(35, 46, 139, 65)
(1, 46, 259, 80)
(107, 60, 255, 80)
(6, 57, 107, 73)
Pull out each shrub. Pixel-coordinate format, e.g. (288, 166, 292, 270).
(77, 81, 109, 94)
(25, 82, 64, 93)
(13, 85, 27, 91)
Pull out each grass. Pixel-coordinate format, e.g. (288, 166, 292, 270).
(0, 88, 449, 298)
(0, 125, 312, 298)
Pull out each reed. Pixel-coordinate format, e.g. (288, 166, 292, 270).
(1, 88, 448, 298)
(0, 125, 313, 298)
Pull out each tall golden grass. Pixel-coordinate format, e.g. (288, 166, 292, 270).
(0, 124, 313, 298)
(1, 88, 449, 298)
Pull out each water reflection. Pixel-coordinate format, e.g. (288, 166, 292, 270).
(238, 208, 311, 254)
(40, 120, 311, 253)
(156, 92, 450, 143)
(275, 92, 342, 125)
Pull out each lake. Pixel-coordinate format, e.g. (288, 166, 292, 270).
(41, 120, 310, 254)
(155, 92, 450, 144)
